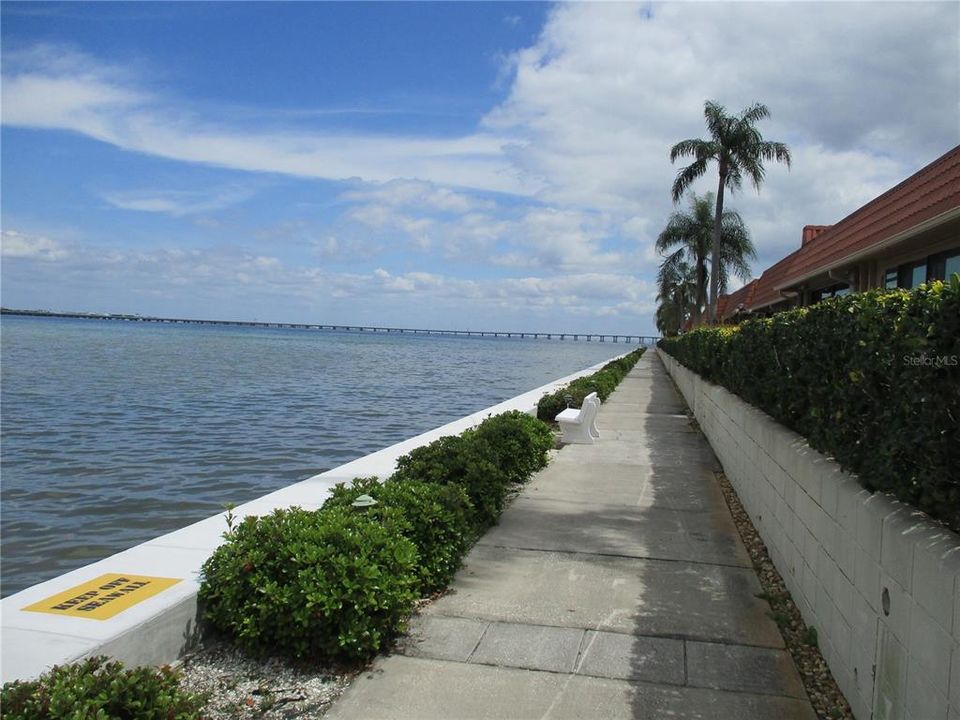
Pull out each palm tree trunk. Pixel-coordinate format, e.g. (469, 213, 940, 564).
(709, 169, 726, 324)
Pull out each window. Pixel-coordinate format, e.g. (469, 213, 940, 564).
(928, 248, 960, 282)
(884, 247, 960, 289)
(947, 254, 960, 279)
(811, 284, 851, 303)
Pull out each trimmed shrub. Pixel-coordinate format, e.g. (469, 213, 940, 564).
(199, 506, 419, 662)
(391, 411, 556, 529)
(471, 411, 554, 485)
(660, 279, 960, 531)
(323, 477, 473, 593)
(392, 431, 506, 529)
(538, 348, 646, 421)
(0, 656, 205, 720)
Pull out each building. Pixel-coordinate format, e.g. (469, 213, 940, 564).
(718, 144, 960, 321)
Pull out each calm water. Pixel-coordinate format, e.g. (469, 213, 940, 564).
(1, 315, 630, 596)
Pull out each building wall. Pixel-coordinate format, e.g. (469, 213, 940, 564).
(659, 349, 960, 720)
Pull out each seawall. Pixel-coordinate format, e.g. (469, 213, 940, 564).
(1, 353, 628, 684)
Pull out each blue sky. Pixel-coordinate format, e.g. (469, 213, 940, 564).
(2, 2, 958, 334)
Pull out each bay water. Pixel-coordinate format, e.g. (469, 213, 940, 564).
(1, 315, 631, 596)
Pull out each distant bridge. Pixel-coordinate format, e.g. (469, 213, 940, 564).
(1, 309, 661, 345)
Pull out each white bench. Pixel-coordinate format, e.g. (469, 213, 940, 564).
(556, 392, 600, 444)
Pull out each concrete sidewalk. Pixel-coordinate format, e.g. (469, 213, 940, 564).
(327, 353, 816, 720)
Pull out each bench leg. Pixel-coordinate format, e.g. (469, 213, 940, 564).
(558, 420, 594, 444)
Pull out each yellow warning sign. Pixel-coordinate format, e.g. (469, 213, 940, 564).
(22, 574, 181, 621)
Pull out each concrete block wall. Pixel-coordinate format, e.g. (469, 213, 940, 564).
(659, 348, 960, 720)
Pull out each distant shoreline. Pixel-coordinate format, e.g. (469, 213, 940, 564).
(1, 308, 656, 344)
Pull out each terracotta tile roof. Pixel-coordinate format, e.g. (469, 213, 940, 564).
(777, 145, 960, 288)
(718, 279, 758, 319)
(705, 145, 959, 320)
(748, 249, 804, 309)
(716, 294, 730, 319)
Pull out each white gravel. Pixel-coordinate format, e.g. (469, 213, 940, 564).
(175, 644, 354, 719)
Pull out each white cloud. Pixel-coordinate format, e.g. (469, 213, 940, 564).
(341, 179, 493, 214)
(484, 1, 959, 248)
(101, 185, 257, 217)
(1, 230, 654, 329)
(3, 3, 957, 333)
(1, 230, 69, 260)
(1, 47, 537, 196)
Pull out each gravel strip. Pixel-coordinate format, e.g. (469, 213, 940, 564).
(175, 644, 354, 719)
(714, 467, 854, 719)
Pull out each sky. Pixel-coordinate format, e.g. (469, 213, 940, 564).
(2, 2, 958, 335)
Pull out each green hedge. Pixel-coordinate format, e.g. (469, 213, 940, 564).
(199, 409, 557, 664)
(537, 348, 646, 421)
(392, 411, 553, 529)
(659, 279, 960, 531)
(1, 657, 206, 719)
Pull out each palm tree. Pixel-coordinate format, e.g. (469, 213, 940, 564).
(670, 100, 790, 322)
(656, 192, 756, 326)
(656, 259, 696, 336)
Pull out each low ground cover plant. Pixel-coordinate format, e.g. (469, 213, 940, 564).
(659, 278, 960, 531)
(537, 347, 646, 421)
(0, 656, 206, 720)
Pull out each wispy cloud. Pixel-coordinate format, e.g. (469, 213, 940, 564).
(0, 228, 654, 326)
(1, 45, 537, 196)
(100, 185, 259, 217)
(1, 230, 69, 261)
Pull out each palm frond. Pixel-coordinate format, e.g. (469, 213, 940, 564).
(739, 102, 770, 125)
(671, 157, 709, 203)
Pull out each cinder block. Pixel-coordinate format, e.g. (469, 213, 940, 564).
(786, 445, 820, 502)
(819, 511, 840, 563)
(783, 473, 797, 511)
(775, 494, 788, 526)
(859, 493, 898, 563)
(833, 568, 855, 626)
(950, 641, 960, 711)
(850, 589, 880, 661)
(831, 662, 855, 710)
(818, 545, 833, 591)
(836, 527, 858, 585)
(836, 476, 869, 532)
(881, 506, 927, 594)
(874, 626, 908, 720)
(849, 690, 871, 720)
(817, 581, 835, 636)
(878, 573, 912, 645)
(819, 463, 841, 518)
(797, 489, 816, 535)
(852, 638, 878, 707)
(802, 560, 818, 608)
(831, 607, 853, 671)
(795, 593, 815, 629)
(908, 603, 952, 695)
(912, 528, 960, 634)
(802, 524, 818, 568)
(856, 550, 882, 613)
(905, 655, 949, 720)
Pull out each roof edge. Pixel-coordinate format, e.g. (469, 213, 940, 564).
(775, 205, 960, 291)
